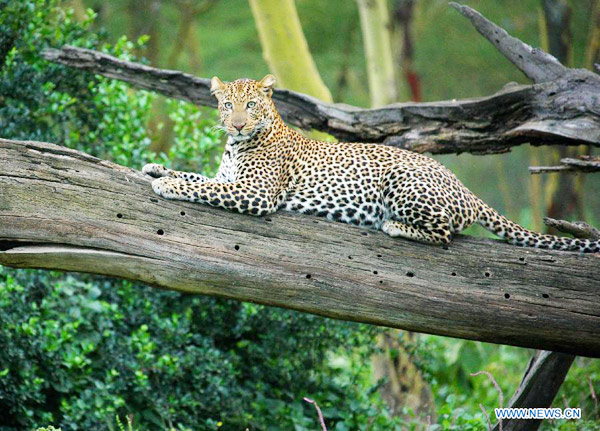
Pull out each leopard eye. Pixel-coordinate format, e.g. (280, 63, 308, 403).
(247, 101, 256, 108)
(224, 102, 233, 109)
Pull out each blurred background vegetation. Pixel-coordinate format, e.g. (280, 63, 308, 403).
(0, 0, 598, 430)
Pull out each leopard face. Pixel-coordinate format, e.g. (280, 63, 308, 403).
(210, 75, 277, 142)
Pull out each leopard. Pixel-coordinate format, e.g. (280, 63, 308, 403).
(142, 74, 600, 253)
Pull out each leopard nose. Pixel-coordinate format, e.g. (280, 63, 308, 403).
(233, 123, 245, 131)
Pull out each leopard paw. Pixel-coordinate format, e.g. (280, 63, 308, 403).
(142, 163, 170, 178)
(151, 177, 180, 199)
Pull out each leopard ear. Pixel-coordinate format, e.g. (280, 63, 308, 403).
(210, 76, 225, 99)
(258, 74, 276, 97)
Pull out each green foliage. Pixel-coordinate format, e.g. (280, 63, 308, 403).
(157, 100, 223, 176)
(0, 267, 385, 431)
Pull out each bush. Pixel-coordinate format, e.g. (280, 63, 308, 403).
(0, 268, 385, 430)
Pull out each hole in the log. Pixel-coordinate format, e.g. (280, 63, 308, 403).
(542, 293, 549, 299)
(265, 217, 272, 222)
(451, 272, 457, 276)
(157, 229, 164, 235)
(306, 274, 312, 279)
(406, 271, 414, 277)
(234, 245, 240, 251)
(116, 213, 123, 218)
(495, 39, 499, 43)
(379, 280, 383, 284)
(519, 257, 525, 262)
(485, 272, 491, 277)
(313, 220, 319, 224)
(377, 254, 382, 258)
(348, 256, 352, 260)
(504, 293, 510, 299)
(373, 270, 378, 275)
(180, 211, 186, 216)
(150, 198, 159, 203)
(442, 245, 449, 250)
(361, 232, 368, 236)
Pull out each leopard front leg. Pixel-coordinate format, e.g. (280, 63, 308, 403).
(142, 163, 209, 183)
(151, 177, 278, 216)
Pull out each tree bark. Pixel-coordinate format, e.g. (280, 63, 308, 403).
(1, 138, 599, 357)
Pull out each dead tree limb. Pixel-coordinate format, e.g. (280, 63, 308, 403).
(529, 156, 600, 174)
(40, 6, 600, 154)
(1, 138, 599, 357)
(491, 351, 576, 431)
(543, 217, 600, 239)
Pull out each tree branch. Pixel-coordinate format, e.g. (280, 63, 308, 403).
(41, 44, 600, 154)
(449, 2, 569, 83)
(529, 155, 600, 174)
(543, 217, 600, 239)
(40, 3, 600, 155)
(491, 351, 575, 431)
(1, 138, 599, 357)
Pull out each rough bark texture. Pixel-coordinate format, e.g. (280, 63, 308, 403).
(488, 217, 598, 431)
(40, 1, 600, 156)
(1, 138, 599, 357)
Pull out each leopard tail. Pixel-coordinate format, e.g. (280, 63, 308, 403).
(476, 199, 600, 253)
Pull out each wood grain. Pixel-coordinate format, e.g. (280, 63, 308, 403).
(1, 138, 599, 357)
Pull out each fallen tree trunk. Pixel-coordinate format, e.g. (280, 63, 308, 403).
(1, 138, 599, 357)
(40, 4, 600, 155)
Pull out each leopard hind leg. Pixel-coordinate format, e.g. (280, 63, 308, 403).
(381, 213, 453, 245)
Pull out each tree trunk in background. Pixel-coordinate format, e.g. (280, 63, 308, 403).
(151, 0, 217, 155)
(68, 0, 87, 21)
(372, 332, 435, 420)
(248, 0, 332, 103)
(356, 0, 398, 106)
(541, 0, 586, 229)
(390, 0, 418, 101)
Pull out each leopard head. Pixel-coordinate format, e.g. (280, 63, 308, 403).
(210, 75, 277, 142)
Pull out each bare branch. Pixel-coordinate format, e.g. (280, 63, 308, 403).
(42, 45, 600, 155)
(530, 156, 600, 174)
(543, 217, 600, 240)
(304, 398, 328, 431)
(472, 371, 504, 431)
(449, 3, 569, 83)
